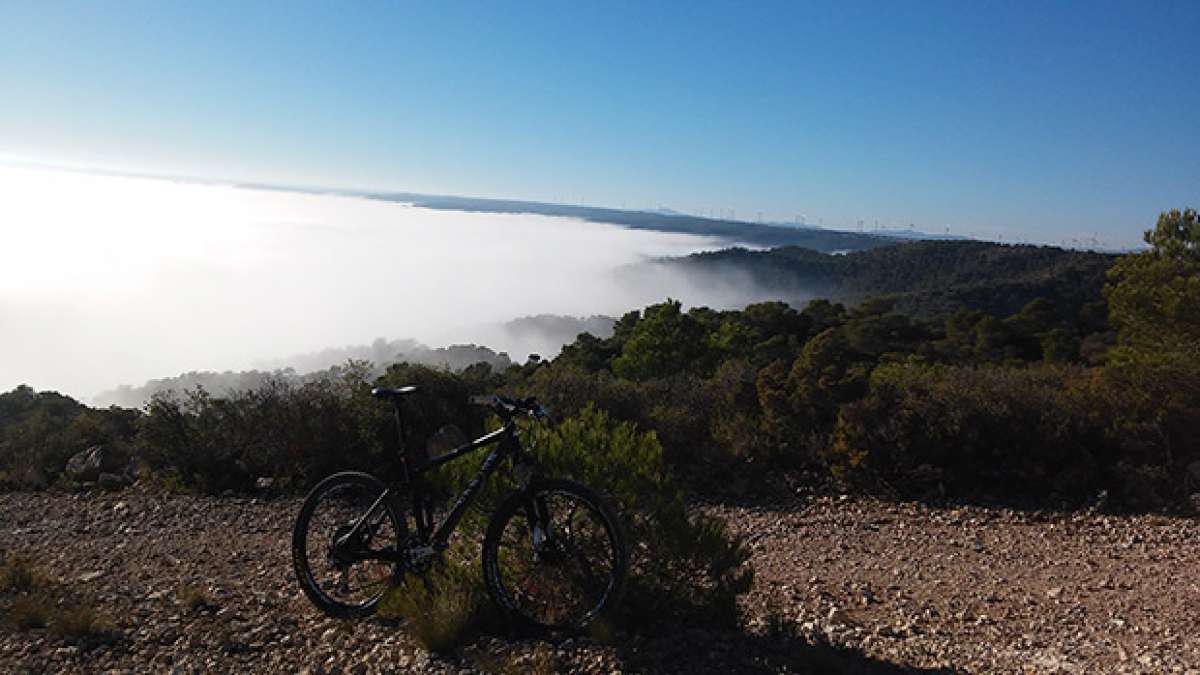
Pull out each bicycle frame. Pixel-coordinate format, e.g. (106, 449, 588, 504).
(412, 420, 521, 546)
(341, 417, 525, 561)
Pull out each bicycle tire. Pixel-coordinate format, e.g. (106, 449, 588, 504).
(292, 471, 406, 618)
(482, 478, 627, 631)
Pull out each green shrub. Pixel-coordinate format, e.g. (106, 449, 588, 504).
(136, 363, 386, 493)
(527, 406, 753, 628)
(1098, 349, 1200, 506)
(827, 361, 1198, 508)
(524, 364, 643, 426)
(134, 360, 496, 495)
(1105, 208, 1200, 355)
(373, 362, 490, 458)
(0, 386, 139, 489)
(424, 405, 752, 633)
(612, 300, 709, 380)
(828, 364, 1097, 496)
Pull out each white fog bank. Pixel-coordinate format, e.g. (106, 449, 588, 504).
(1, 167, 795, 399)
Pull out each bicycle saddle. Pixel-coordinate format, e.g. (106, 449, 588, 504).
(371, 386, 419, 400)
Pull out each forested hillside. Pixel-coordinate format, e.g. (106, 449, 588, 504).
(665, 240, 1117, 317)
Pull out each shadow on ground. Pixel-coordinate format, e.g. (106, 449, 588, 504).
(608, 625, 957, 675)
(697, 474, 1188, 520)
(439, 619, 958, 675)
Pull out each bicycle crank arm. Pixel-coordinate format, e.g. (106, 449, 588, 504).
(353, 548, 406, 563)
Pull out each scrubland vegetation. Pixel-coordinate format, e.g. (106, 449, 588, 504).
(1, 208, 1197, 645)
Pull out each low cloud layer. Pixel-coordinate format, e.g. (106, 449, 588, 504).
(1, 167, 810, 400)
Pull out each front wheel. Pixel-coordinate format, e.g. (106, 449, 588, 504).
(292, 471, 406, 619)
(482, 478, 627, 631)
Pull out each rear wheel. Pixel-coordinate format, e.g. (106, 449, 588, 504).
(292, 471, 406, 618)
(482, 479, 627, 631)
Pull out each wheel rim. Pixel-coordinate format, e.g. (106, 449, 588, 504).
(491, 489, 620, 628)
(301, 480, 399, 611)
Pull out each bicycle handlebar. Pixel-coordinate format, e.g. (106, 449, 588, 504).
(469, 394, 552, 422)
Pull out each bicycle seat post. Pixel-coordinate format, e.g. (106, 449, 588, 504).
(393, 401, 408, 459)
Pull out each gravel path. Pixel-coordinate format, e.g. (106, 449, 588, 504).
(0, 489, 677, 674)
(2, 490, 1197, 673)
(712, 496, 1200, 673)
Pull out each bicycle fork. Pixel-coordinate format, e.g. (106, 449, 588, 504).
(526, 493, 558, 562)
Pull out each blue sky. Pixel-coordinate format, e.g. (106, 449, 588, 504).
(2, 1, 1197, 247)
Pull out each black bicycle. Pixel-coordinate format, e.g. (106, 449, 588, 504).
(291, 386, 627, 631)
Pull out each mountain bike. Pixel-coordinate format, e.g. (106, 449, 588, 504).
(291, 386, 627, 631)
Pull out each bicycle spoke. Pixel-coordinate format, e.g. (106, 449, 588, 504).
(569, 549, 603, 595)
(297, 476, 403, 615)
(488, 486, 622, 628)
(562, 502, 580, 539)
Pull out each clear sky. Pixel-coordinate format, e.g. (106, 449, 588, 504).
(2, 1, 1197, 248)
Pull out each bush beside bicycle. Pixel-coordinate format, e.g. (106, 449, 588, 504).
(379, 405, 753, 646)
(375, 538, 490, 652)
(524, 406, 752, 630)
(135, 360, 753, 648)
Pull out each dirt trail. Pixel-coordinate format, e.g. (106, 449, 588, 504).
(712, 496, 1200, 673)
(2, 490, 1197, 673)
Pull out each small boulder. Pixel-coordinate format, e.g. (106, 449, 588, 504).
(65, 445, 123, 483)
(255, 477, 275, 492)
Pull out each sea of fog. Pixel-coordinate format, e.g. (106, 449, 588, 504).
(0, 166, 794, 400)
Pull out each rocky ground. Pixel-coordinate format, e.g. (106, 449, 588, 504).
(712, 496, 1200, 673)
(1, 488, 1197, 674)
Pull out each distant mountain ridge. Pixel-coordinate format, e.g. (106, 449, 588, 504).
(354, 191, 896, 252)
(93, 340, 513, 408)
(92, 316, 615, 407)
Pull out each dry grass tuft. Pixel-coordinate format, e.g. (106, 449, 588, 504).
(50, 603, 118, 644)
(0, 555, 49, 593)
(178, 584, 215, 611)
(528, 643, 562, 675)
(8, 595, 52, 630)
(377, 551, 484, 653)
